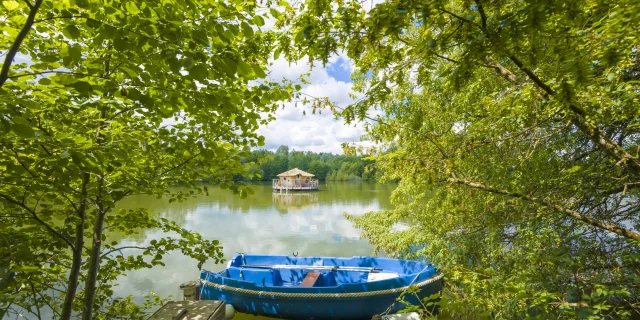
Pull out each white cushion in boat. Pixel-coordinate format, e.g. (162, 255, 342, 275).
(367, 272, 399, 282)
(382, 312, 420, 320)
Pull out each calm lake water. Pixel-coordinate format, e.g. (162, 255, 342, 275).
(112, 181, 396, 318)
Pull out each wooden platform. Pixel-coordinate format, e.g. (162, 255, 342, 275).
(148, 300, 225, 320)
(273, 178, 319, 191)
(273, 186, 319, 191)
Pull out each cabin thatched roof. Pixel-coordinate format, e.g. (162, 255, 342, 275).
(277, 168, 315, 177)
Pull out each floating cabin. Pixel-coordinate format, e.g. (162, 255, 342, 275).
(273, 168, 319, 191)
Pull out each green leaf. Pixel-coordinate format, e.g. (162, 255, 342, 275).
(219, 58, 237, 77)
(12, 266, 40, 273)
(11, 116, 29, 125)
(73, 81, 93, 93)
(63, 25, 81, 39)
(2, 0, 19, 11)
(125, 2, 141, 14)
(252, 64, 267, 78)
(86, 18, 102, 29)
(11, 124, 35, 138)
(68, 45, 82, 62)
(38, 77, 52, 85)
(269, 8, 281, 19)
(183, 58, 194, 69)
(119, 66, 138, 79)
(241, 21, 254, 38)
(168, 58, 182, 73)
(189, 64, 209, 81)
(565, 165, 581, 173)
(237, 61, 255, 78)
(224, 143, 235, 151)
(295, 29, 306, 42)
(252, 15, 265, 26)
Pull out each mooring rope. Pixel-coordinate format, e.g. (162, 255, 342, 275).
(198, 274, 443, 299)
(380, 264, 432, 316)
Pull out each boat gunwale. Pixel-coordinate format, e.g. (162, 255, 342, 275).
(198, 273, 444, 299)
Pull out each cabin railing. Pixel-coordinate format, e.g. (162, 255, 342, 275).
(273, 179, 319, 188)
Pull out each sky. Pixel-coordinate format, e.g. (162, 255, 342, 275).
(255, 0, 388, 155)
(258, 53, 366, 154)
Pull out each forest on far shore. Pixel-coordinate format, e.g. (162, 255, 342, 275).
(240, 145, 380, 182)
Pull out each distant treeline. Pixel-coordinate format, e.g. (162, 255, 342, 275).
(240, 146, 380, 181)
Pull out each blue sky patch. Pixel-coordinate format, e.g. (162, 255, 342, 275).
(326, 57, 352, 83)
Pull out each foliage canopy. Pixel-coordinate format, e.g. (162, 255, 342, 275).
(0, 0, 291, 318)
(284, 0, 640, 318)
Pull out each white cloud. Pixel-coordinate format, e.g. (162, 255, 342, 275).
(259, 56, 368, 154)
(254, 0, 393, 154)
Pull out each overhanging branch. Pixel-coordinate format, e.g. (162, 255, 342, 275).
(0, 192, 76, 249)
(451, 178, 640, 241)
(0, 0, 43, 87)
(508, 56, 640, 175)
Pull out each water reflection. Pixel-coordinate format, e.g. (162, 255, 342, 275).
(272, 192, 319, 214)
(112, 182, 395, 318)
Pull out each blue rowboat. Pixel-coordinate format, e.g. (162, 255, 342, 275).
(198, 253, 443, 319)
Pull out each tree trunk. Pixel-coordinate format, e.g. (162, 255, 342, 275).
(60, 172, 89, 320)
(81, 176, 104, 320)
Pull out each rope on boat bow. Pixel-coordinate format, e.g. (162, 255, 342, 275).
(198, 274, 443, 299)
(379, 264, 435, 317)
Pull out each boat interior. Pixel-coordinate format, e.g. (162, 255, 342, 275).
(218, 255, 429, 288)
(221, 267, 373, 287)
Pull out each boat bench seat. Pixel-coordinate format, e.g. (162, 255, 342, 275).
(227, 267, 280, 287)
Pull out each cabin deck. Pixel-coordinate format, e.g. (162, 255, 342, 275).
(273, 186, 319, 191)
(272, 179, 319, 191)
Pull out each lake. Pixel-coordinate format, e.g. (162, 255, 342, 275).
(112, 181, 396, 318)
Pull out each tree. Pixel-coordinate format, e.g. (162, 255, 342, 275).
(288, 150, 310, 171)
(275, 145, 290, 155)
(0, 0, 291, 319)
(308, 159, 329, 180)
(284, 0, 640, 318)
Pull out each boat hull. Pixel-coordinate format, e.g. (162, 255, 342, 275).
(200, 281, 442, 319)
(199, 254, 443, 319)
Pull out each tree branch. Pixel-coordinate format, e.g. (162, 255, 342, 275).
(438, 8, 475, 27)
(29, 282, 42, 319)
(34, 15, 165, 44)
(10, 150, 37, 178)
(21, 0, 33, 9)
(473, 0, 487, 31)
(601, 182, 640, 196)
(100, 246, 152, 259)
(155, 152, 202, 177)
(434, 53, 459, 64)
(451, 178, 640, 241)
(484, 58, 519, 84)
(0, 0, 43, 88)
(507, 56, 640, 175)
(7, 70, 108, 80)
(508, 56, 555, 95)
(0, 192, 75, 249)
